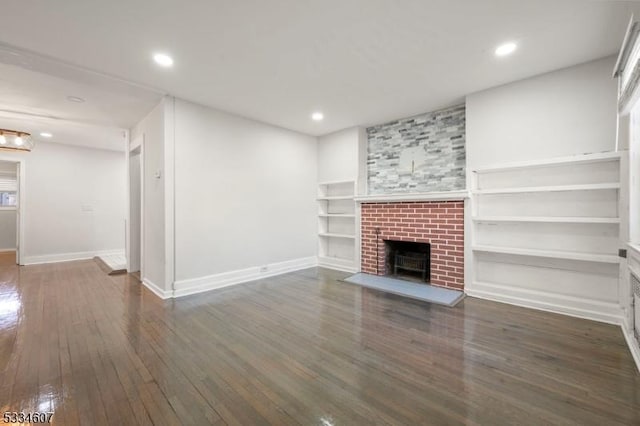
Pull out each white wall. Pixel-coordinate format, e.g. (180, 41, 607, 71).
(9, 142, 125, 262)
(0, 210, 16, 250)
(317, 127, 360, 183)
(466, 56, 617, 169)
(130, 100, 166, 290)
(173, 98, 317, 287)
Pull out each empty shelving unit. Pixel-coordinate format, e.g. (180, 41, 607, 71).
(466, 151, 623, 323)
(317, 180, 357, 272)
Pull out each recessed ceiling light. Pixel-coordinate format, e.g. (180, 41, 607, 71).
(311, 112, 324, 121)
(495, 42, 517, 57)
(40, 132, 52, 138)
(153, 53, 174, 67)
(67, 96, 85, 103)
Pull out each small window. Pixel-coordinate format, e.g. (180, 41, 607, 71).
(0, 192, 16, 207)
(0, 174, 17, 207)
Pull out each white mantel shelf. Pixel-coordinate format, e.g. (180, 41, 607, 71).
(354, 190, 469, 203)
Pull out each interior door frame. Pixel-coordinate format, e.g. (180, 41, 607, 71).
(126, 136, 144, 277)
(0, 155, 25, 265)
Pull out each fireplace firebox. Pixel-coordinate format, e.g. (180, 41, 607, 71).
(384, 240, 430, 283)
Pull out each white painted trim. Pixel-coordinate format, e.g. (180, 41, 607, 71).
(142, 277, 171, 299)
(140, 139, 145, 280)
(124, 132, 130, 272)
(164, 96, 176, 294)
(0, 155, 25, 265)
(466, 281, 623, 325)
(317, 195, 353, 200)
(319, 233, 356, 239)
(614, 15, 639, 77)
(473, 182, 620, 195)
(318, 179, 356, 186)
(473, 216, 620, 224)
(354, 190, 469, 203)
(23, 249, 125, 265)
(629, 245, 640, 279)
(473, 151, 621, 174)
(622, 317, 640, 372)
(472, 245, 620, 264)
(318, 256, 358, 273)
(173, 256, 317, 298)
(126, 136, 144, 274)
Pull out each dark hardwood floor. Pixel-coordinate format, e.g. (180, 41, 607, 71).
(0, 260, 639, 425)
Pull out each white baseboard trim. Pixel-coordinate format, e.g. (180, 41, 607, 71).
(142, 278, 172, 299)
(173, 256, 318, 298)
(318, 256, 358, 273)
(466, 282, 623, 326)
(621, 317, 640, 373)
(23, 249, 125, 265)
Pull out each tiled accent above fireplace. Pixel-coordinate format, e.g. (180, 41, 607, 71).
(361, 201, 464, 290)
(366, 104, 465, 194)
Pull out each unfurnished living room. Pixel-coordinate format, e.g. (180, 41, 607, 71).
(1, 1, 640, 425)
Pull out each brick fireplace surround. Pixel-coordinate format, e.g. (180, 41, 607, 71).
(360, 201, 464, 290)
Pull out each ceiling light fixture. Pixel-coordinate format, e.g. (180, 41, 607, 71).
(153, 53, 174, 67)
(40, 132, 52, 138)
(311, 112, 324, 121)
(0, 129, 34, 151)
(495, 42, 517, 57)
(67, 95, 85, 103)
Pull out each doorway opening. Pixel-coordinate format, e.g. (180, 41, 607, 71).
(0, 158, 24, 265)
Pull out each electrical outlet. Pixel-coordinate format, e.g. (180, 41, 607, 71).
(260, 265, 268, 273)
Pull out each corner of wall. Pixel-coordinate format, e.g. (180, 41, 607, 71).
(163, 96, 176, 294)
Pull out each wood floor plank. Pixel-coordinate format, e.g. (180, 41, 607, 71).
(0, 260, 639, 425)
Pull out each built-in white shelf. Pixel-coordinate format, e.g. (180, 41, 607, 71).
(469, 151, 623, 322)
(318, 180, 357, 272)
(473, 216, 620, 224)
(473, 182, 620, 195)
(317, 195, 354, 200)
(472, 244, 620, 264)
(319, 232, 356, 239)
(473, 151, 621, 174)
(318, 179, 357, 186)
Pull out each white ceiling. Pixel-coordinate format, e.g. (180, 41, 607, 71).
(1, 0, 639, 136)
(0, 55, 161, 151)
(0, 112, 127, 152)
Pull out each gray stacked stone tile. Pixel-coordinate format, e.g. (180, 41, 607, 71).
(367, 105, 466, 194)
